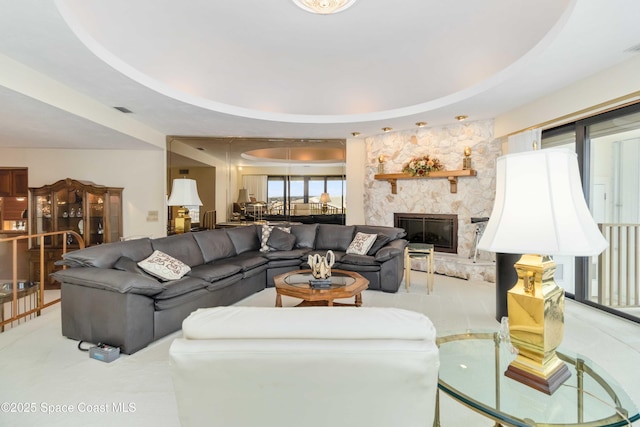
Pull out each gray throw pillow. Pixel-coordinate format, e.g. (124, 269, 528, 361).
(113, 256, 155, 279)
(367, 234, 392, 255)
(266, 227, 297, 251)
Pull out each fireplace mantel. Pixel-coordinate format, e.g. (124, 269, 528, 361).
(374, 169, 477, 194)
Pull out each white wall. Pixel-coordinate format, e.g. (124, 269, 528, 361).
(495, 55, 640, 137)
(346, 138, 365, 225)
(0, 147, 167, 239)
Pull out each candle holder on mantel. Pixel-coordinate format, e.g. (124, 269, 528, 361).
(463, 147, 472, 170)
(378, 155, 386, 174)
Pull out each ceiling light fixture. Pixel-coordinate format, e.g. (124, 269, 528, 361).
(351, 132, 360, 137)
(416, 122, 427, 127)
(382, 127, 392, 132)
(292, 0, 357, 14)
(455, 115, 468, 121)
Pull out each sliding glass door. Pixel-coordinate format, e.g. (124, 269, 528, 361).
(586, 108, 640, 320)
(542, 103, 640, 323)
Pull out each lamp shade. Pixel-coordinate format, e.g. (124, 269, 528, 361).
(167, 178, 203, 206)
(319, 192, 331, 203)
(478, 149, 607, 256)
(237, 188, 250, 204)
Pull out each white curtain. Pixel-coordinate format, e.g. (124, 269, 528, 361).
(242, 175, 268, 202)
(507, 128, 541, 154)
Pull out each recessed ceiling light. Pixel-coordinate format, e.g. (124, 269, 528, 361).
(291, 0, 357, 14)
(455, 115, 468, 121)
(382, 127, 392, 132)
(351, 132, 360, 137)
(415, 122, 427, 127)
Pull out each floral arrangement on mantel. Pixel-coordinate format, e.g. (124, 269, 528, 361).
(402, 155, 444, 176)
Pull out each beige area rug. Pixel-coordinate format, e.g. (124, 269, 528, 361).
(0, 277, 499, 427)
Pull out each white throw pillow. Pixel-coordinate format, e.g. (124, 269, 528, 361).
(260, 224, 291, 252)
(137, 250, 191, 281)
(346, 232, 378, 255)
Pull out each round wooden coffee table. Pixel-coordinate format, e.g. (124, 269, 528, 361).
(273, 269, 369, 307)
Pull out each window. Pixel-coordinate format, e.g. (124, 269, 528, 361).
(267, 175, 345, 216)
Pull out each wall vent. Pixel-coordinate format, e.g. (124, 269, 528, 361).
(624, 43, 640, 53)
(113, 106, 133, 113)
(179, 169, 189, 175)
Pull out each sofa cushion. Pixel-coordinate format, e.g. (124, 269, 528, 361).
(340, 253, 379, 266)
(59, 238, 154, 269)
(154, 276, 210, 300)
(181, 306, 436, 340)
(151, 233, 205, 267)
(226, 225, 261, 254)
(113, 256, 155, 278)
(267, 227, 296, 251)
(51, 268, 163, 296)
(290, 224, 318, 249)
(193, 229, 237, 263)
(262, 248, 309, 260)
(346, 232, 377, 255)
(189, 263, 243, 282)
(206, 273, 243, 292)
(367, 234, 392, 255)
(219, 252, 269, 272)
(355, 225, 406, 240)
(266, 258, 303, 268)
(155, 288, 210, 311)
(374, 239, 407, 262)
(315, 224, 355, 251)
(138, 250, 191, 281)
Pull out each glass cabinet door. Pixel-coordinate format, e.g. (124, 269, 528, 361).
(54, 186, 83, 247)
(108, 193, 121, 243)
(87, 192, 105, 245)
(34, 194, 53, 245)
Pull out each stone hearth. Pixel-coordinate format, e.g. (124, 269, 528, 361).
(364, 119, 501, 282)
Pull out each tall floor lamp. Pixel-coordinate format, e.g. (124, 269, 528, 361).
(478, 149, 607, 394)
(168, 178, 203, 233)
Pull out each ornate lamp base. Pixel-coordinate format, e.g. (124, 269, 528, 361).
(506, 254, 570, 395)
(505, 354, 571, 395)
(174, 206, 191, 233)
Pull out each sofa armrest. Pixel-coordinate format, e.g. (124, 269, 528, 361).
(374, 239, 408, 262)
(51, 268, 164, 296)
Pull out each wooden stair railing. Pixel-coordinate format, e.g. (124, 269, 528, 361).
(0, 230, 84, 331)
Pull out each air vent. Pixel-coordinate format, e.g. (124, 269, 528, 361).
(113, 106, 133, 113)
(624, 43, 640, 53)
(179, 169, 189, 175)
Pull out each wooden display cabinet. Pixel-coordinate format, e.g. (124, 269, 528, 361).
(28, 178, 123, 288)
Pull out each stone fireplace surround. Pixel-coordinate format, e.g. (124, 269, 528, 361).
(364, 119, 501, 282)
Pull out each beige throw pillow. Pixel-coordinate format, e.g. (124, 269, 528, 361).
(346, 232, 378, 255)
(137, 250, 191, 281)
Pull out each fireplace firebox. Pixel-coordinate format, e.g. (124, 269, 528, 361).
(394, 213, 458, 254)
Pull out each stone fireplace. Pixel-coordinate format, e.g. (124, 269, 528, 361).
(363, 119, 501, 282)
(394, 213, 458, 254)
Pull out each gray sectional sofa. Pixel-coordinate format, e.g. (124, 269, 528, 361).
(51, 223, 407, 354)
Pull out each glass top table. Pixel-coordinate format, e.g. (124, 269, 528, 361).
(273, 269, 369, 307)
(436, 331, 639, 427)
